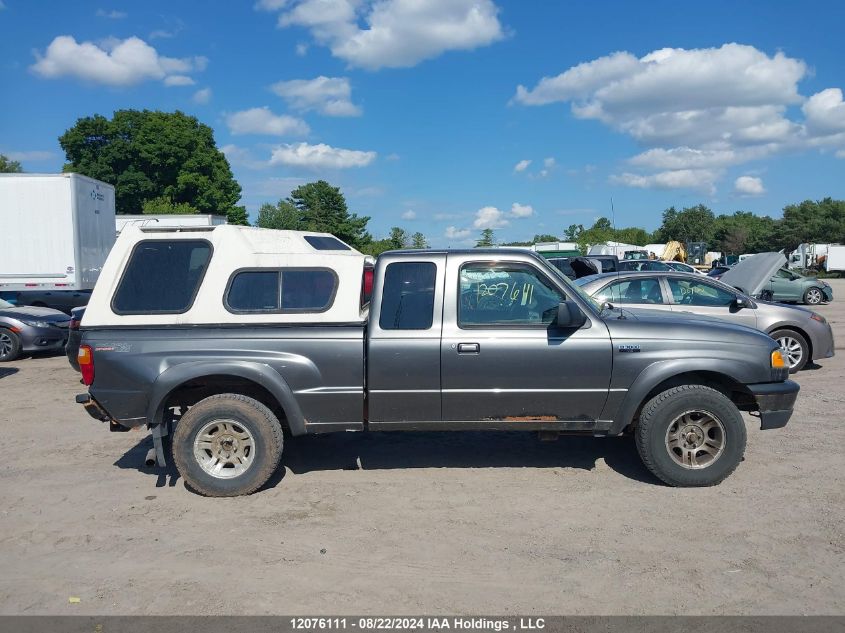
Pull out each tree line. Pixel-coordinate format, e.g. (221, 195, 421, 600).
(5, 108, 843, 256)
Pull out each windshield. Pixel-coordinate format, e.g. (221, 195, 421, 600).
(0, 299, 12, 308)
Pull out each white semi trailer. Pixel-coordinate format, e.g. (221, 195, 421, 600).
(0, 173, 116, 291)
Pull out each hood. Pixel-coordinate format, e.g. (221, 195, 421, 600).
(719, 252, 785, 296)
(0, 305, 70, 321)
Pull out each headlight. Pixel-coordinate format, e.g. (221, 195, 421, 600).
(20, 319, 52, 328)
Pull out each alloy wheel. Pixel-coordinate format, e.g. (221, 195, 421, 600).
(777, 335, 804, 369)
(665, 410, 726, 469)
(0, 332, 12, 358)
(193, 419, 256, 479)
(806, 288, 823, 305)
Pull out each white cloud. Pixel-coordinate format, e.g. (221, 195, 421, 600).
(295, 42, 309, 56)
(401, 210, 417, 220)
(270, 76, 361, 117)
(30, 35, 205, 87)
(543, 157, 556, 168)
(163, 74, 195, 87)
(803, 88, 845, 135)
(837, 149, 845, 159)
(473, 206, 509, 229)
(226, 107, 309, 137)
(96, 8, 127, 18)
(513, 159, 531, 172)
(3, 150, 56, 161)
(149, 29, 177, 40)
(510, 202, 533, 218)
(269, 142, 376, 169)
(270, 0, 504, 70)
(445, 226, 471, 240)
(515, 43, 845, 192)
(255, 0, 289, 10)
(192, 87, 212, 104)
(734, 175, 766, 197)
(611, 170, 720, 195)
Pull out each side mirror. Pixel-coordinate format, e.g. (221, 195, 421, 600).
(733, 296, 750, 310)
(556, 300, 588, 329)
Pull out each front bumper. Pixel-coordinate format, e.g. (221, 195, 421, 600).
(822, 286, 834, 302)
(20, 325, 67, 353)
(748, 380, 800, 430)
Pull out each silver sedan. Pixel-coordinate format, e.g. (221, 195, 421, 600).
(574, 271, 835, 373)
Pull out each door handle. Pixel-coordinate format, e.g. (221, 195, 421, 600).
(457, 342, 480, 354)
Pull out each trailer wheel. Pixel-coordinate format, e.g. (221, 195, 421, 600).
(635, 384, 746, 487)
(172, 394, 283, 497)
(0, 328, 22, 362)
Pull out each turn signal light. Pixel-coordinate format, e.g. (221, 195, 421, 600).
(78, 344, 95, 385)
(771, 349, 786, 369)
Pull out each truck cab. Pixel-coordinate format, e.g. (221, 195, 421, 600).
(76, 226, 799, 496)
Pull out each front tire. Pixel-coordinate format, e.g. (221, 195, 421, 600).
(803, 287, 824, 305)
(0, 328, 22, 362)
(172, 394, 283, 497)
(770, 329, 809, 373)
(635, 384, 746, 487)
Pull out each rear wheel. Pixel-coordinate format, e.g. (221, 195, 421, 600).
(172, 394, 284, 497)
(803, 287, 824, 305)
(635, 384, 746, 486)
(770, 329, 809, 373)
(0, 328, 22, 362)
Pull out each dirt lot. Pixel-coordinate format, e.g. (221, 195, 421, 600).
(1, 280, 844, 615)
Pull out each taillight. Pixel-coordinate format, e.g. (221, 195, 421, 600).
(78, 344, 94, 385)
(361, 267, 374, 307)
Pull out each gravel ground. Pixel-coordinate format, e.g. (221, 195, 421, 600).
(0, 279, 843, 615)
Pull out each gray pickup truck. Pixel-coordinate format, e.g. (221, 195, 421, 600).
(75, 226, 799, 496)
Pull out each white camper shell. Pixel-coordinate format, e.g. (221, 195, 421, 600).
(83, 225, 370, 327)
(0, 173, 116, 290)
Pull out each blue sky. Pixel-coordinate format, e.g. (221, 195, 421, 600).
(2, 0, 845, 246)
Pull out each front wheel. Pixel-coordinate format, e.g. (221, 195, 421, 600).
(0, 328, 22, 362)
(803, 287, 824, 305)
(770, 329, 809, 373)
(171, 394, 284, 497)
(635, 384, 746, 486)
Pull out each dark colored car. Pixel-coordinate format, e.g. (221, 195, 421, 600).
(65, 306, 85, 371)
(4, 289, 92, 315)
(0, 298, 71, 362)
(708, 265, 731, 279)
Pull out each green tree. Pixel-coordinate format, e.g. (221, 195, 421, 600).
(0, 154, 22, 173)
(614, 227, 652, 246)
(256, 199, 303, 230)
(713, 211, 778, 255)
(388, 227, 409, 250)
(59, 109, 248, 224)
(286, 180, 371, 248)
(475, 228, 495, 247)
(776, 198, 845, 250)
(142, 196, 199, 215)
(564, 224, 584, 241)
(411, 231, 428, 249)
(577, 217, 615, 253)
(654, 204, 716, 243)
(532, 233, 559, 243)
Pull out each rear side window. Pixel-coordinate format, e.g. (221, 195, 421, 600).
(304, 235, 351, 251)
(112, 240, 211, 314)
(225, 269, 337, 313)
(379, 262, 436, 330)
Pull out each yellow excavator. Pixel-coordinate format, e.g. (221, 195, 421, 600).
(661, 241, 687, 262)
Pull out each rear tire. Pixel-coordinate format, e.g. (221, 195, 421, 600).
(172, 394, 284, 497)
(0, 328, 22, 362)
(635, 384, 746, 487)
(770, 329, 809, 373)
(803, 287, 824, 305)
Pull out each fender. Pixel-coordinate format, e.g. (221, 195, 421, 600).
(603, 358, 757, 435)
(147, 360, 307, 436)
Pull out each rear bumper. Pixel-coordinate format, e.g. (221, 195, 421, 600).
(748, 380, 800, 430)
(75, 393, 131, 432)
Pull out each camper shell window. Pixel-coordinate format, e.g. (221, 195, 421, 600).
(224, 268, 338, 314)
(112, 239, 212, 315)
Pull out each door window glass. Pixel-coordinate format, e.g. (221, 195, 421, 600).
(595, 278, 664, 304)
(379, 262, 436, 330)
(668, 278, 735, 306)
(459, 263, 564, 326)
